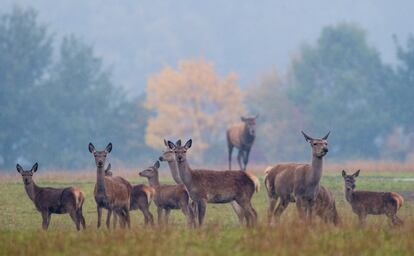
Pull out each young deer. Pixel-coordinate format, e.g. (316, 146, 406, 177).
(104, 164, 154, 227)
(264, 131, 330, 223)
(89, 142, 132, 229)
(139, 160, 194, 227)
(227, 115, 258, 171)
(168, 139, 259, 227)
(16, 163, 86, 231)
(342, 170, 404, 227)
(314, 185, 340, 225)
(159, 139, 246, 224)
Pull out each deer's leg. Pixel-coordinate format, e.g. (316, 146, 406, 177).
(113, 212, 118, 229)
(97, 206, 102, 228)
(243, 148, 251, 171)
(237, 150, 244, 171)
(41, 211, 50, 230)
(197, 200, 207, 227)
(157, 207, 163, 226)
(69, 210, 81, 231)
(358, 213, 367, 228)
(106, 209, 112, 229)
(228, 144, 233, 170)
(231, 201, 245, 225)
(295, 198, 306, 220)
(140, 203, 154, 226)
(267, 197, 278, 225)
(164, 209, 171, 225)
(123, 207, 131, 229)
(77, 206, 86, 230)
(274, 198, 290, 221)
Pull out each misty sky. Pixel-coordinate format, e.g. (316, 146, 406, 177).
(2, 0, 413, 96)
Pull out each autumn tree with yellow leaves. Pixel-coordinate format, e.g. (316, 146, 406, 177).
(145, 58, 245, 161)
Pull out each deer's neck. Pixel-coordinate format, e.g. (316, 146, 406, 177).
(242, 125, 255, 144)
(345, 187, 353, 203)
(96, 166, 107, 196)
(176, 159, 193, 188)
(308, 155, 324, 186)
(148, 173, 160, 187)
(24, 181, 40, 202)
(167, 160, 183, 184)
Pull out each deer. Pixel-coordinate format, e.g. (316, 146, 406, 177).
(104, 163, 155, 228)
(342, 170, 404, 227)
(16, 163, 86, 231)
(89, 142, 132, 229)
(314, 185, 340, 225)
(139, 160, 195, 227)
(264, 131, 330, 224)
(159, 139, 246, 224)
(227, 115, 258, 171)
(167, 139, 259, 227)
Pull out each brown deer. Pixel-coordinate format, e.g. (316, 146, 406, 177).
(342, 170, 404, 227)
(314, 185, 340, 225)
(264, 131, 330, 223)
(139, 160, 194, 227)
(227, 115, 258, 171)
(159, 139, 246, 224)
(104, 163, 154, 228)
(89, 142, 132, 229)
(168, 139, 259, 227)
(16, 163, 86, 230)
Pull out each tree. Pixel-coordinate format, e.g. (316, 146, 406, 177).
(247, 70, 307, 162)
(289, 23, 394, 158)
(0, 7, 52, 168)
(145, 58, 245, 161)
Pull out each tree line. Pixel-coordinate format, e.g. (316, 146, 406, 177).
(1, 7, 414, 170)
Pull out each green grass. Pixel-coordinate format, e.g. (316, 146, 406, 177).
(1, 171, 414, 255)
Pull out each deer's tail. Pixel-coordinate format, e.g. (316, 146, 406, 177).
(72, 187, 85, 210)
(144, 187, 155, 205)
(391, 192, 404, 210)
(246, 172, 260, 193)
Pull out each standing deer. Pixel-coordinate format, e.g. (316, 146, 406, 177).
(16, 163, 86, 231)
(342, 170, 404, 227)
(159, 139, 246, 224)
(168, 139, 259, 227)
(227, 115, 258, 171)
(104, 163, 154, 228)
(89, 142, 132, 229)
(264, 131, 330, 223)
(139, 160, 194, 227)
(314, 185, 340, 225)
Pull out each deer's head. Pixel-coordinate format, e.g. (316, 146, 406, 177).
(341, 169, 360, 191)
(241, 114, 259, 136)
(139, 160, 160, 178)
(104, 163, 113, 176)
(16, 163, 38, 186)
(159, 139, 175, 162)
(89, 142, 112, 168)
(302, 131, 330, 158)
(167, 139, 192, 163)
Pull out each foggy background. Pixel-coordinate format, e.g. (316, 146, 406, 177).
(1, 1, 413, 171)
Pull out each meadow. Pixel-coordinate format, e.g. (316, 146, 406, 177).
(1, 168, 413, 256)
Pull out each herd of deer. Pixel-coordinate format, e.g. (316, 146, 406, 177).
(15, 116, 405, 231)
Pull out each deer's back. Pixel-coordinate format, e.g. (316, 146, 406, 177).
(269, 163, 307, 197)
(350, 191, 400, 215)
(190, 170, 255, 203)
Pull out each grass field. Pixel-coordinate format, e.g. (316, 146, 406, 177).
(1, 169, 414, 255)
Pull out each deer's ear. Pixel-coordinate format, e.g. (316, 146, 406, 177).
(341, 170, 346, 177)
(176, 139, 182, 147)
(301, 131, 313, 142)
(31, 163, 38, 173)
(105, 143, 112, 153)
(16, 164, 23, 173)
(164, 139, 168, 146)
(167, 141, 176, 150)
(88, 143, 96, 153)
(184, 139, 192, 149)
(322, 131, 331, 140)
(106, 163, 111, 172)
(241, 116, 247, 122)
(154, 160, 160, 169)
(353, 170, 360, 177)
